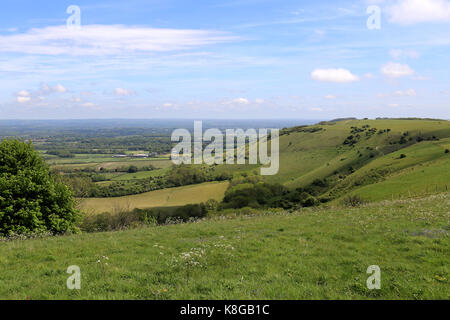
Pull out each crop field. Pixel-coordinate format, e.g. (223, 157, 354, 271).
(110, 167, 171, 181)
(51, 159, 173, 171)
(0, 193, 448, 299)
(79, 181, 229, 213)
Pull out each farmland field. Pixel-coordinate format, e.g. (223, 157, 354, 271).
(110, 167, 171, 181)
(50, 158, 172, 171)
(79, 181, 229, 213)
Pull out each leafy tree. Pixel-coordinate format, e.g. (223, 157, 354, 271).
(127, 165, 138, 173)
(0, 139, 80, 236)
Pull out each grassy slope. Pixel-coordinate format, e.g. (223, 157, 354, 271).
(0, 193, 448, 299)
(80, 181, 229, 213)
(262, 119, 450, 200)
(334, 138, 450, 201)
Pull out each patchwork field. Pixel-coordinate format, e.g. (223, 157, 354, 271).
(110, 167, 171, 181)
(50, 157, 172, 171)
(79, 181, 229, 213)
(0, 193, 448, 299)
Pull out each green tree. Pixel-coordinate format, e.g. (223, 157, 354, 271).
(0, 139, 80, 236)
(128, 165, 138, 173)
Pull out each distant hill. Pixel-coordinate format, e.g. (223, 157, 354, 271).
(259, 118, 450, 202)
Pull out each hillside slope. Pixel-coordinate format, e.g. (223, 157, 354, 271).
(0, 193, 448, 299)
(261, 119, 450, 202)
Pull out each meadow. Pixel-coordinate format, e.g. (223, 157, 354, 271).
(0, 193, 448, 299)
(79, 181, 229, 213)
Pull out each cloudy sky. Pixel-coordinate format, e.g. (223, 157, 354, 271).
(0, 0, 449, 119)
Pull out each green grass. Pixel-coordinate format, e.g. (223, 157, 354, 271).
(350, 157, 450, 201)
(0, 193, 448, 299)
(268, 119, 450, 186)
(46, 153, 170, 165)
(79, 181, 230, 213)
(51, 159, 173, 171)
(111, 167, 171, 181)
(329, 138, 450, 201)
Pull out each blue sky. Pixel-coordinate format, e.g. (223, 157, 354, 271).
(0, 0, 449, 119)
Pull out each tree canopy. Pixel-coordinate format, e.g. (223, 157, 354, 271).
(0, 139, 80, 236)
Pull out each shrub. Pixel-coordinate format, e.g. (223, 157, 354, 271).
(341, 195, 365, 207)
(81, 203, 208, 232)
(445, 149, 449, 154)
(127, 165, 138, 173)
(0, 139, 80, 236)
(302, 195, 318, 207)
(399, 154, 407, 159)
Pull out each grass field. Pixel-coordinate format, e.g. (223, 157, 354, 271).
(258, 119, 450, 199)
(110, 167, 171, 181)
(0, 193, 448, 299)
(79, 181, 229, 213)
(329, 138, 450, 202)
(51, 159, 173, 171)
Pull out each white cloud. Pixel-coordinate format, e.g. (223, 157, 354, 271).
(310, 107, 324, 112)
(324, 95, 337, 99)
(381, 62, 415, 78)
(255, 98, 265, 104)
(40, 83, 51, 93)
(163, 103, 173, 107)
(0, 25, 238, 56)
(389, 49, 420, 59)
(81, 102, 97, 108)
(16, 96, 31, 103)
(16, 90, 31, 97)
(394, 88, 417, 96)
(364, 73, 376, 79)
(53, 84, 67, 93)
(233, 98, 249, 104)
(388, 103, 400, 107)
(377, 88, 417, 97)
(311, 68, 360, 83)
(412, 75, 429, 80)
(114, 88, 135, 96)
(40, 82, 67, 94)
(387, 0, 450, 24)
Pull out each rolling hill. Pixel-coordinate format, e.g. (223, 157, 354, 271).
(78, 118, 450, 212)
(261, 118, 450, 202)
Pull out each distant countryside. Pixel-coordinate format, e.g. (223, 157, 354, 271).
(0, 118, 448, 299)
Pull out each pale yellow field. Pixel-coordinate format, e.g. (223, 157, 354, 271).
(51, 159, 173, 171)
(79, 181, 229, 213)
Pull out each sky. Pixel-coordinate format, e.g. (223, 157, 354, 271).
(0, 0, 449, 119)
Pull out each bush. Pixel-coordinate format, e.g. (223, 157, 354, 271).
(341, 195, 365, 207)
(0, 139, 80, 236)
(399, 154, 407, 159)
(127, 165, 138, 173)
(81, 203, 208, 232)
(81, 210, 152, 232)
(445, 149, 449, 154)
(302, 195, 318, 207)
